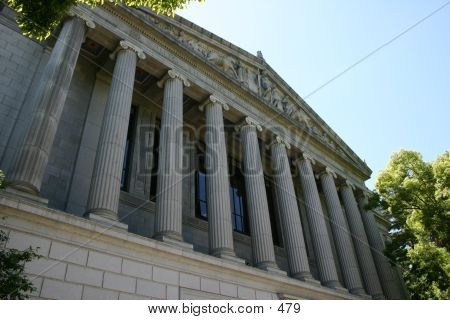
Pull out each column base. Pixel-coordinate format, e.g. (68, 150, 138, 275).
(330, 286, 349, 295)
(349, 287, 369, 296)
(262, 266, 288, 277)
(154, 234, 194, 251)
(371, 293, 386, 300)
(323, 280, 348, 294)
(255, 261, 287, 276)
(356, 292, 372, 300)
(85, 212, 128, 230)
(4, 187, 48, 205)
(8, 181, 40, 196)
(213, 252, 246, 265)
(292, 272, 321, 286)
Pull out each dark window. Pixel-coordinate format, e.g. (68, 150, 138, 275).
(120, 106, 137, 191)
(195, 153, 207, 219)
(229, 163, 249, 234)
(194, 152, 249, 234)
(265, 177, 282, 246)
(316, 177, 323, 193)
(149, 121, 160, 200)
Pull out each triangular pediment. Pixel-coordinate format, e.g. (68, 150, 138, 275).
(124, 6, 371, 177)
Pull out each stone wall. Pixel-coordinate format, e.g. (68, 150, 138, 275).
(0, 15, 45, 168)
(0, 194, 356, 300)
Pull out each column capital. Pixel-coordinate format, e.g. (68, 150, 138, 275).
(356, 187, 372, 200)
(235, 116, 262, 132)
(109, 40, 146, 60)
(67, 10, 96, 29)
(293, 152, 316, 166)
(269, 135, 291, 149)
(157, 69, 190, 88)
(339, 179, 356, 190)
(316, 167, 337, 179)
(199, 95, 229, 112)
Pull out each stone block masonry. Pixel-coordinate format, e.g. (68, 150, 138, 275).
(0, 194, 357, 300)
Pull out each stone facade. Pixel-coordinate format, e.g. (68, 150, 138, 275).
(0, 4, 406, 299)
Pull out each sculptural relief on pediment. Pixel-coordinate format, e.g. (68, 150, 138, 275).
(147, 15, 347, 156)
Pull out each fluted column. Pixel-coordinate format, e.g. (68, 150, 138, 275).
(9, 16, 94, 195)
(200, 95, 235, 257)
(319, 169, 366, 295)
(340, 182, 385, 299)
(154, 70, 190, 242)
(295, 155, 341, 288)
(238, 117, 278, 271)
(270, 138, 312, 280)
(85, 41, 145, 225)
(357, 192, 402, 299)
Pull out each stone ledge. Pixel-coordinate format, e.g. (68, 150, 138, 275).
(0, 193, 360, 300)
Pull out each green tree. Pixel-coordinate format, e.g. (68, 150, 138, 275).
(0, 170, 6, 189)
(0, 230, 40, 299)
(369, 150, 450, 299)
(6, 0, 203, 41)
(0, 170, 40, 299)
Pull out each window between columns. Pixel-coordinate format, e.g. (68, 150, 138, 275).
(120, 105, 137, 191)
(194, 145, 250, 235)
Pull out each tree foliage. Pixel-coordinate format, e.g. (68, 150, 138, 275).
(0, 230, 40, 299)
(369, 150, 450, 299)
(0, 170, 6, 189)
(0, 171, 40, 299)
(6, 0, 203, 41)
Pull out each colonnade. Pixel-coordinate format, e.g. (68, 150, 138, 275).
(8, 16, 401, 299)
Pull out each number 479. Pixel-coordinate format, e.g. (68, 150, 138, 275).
(278, 303, 301, 313)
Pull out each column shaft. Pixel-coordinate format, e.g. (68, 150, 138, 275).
(203, 98, 235, 257)
(341, 185, 385, 299)
(9, 17, 87, 194)
(86, 48, 137, 222)
(320, 172, 366, 294)
(154, 74, 186, 241)
(240, 123, 277, 270)
(358, 195, 402, 299)
(296, 158, 340, 287)
(271, 142, 312, 279)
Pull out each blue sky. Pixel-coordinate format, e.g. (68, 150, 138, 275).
(177, 0, 450, 189)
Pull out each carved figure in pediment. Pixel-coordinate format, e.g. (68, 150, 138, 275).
(271, 88, 284, 112)
(154, 19, 177, 36)
(245, 69, 259, 93)
(177, 30, 191, 45)
(206, 51, 239, 79)
(283, 96, 296, 117)
(292, 108, 312, 128)
(233, 61, 258, 93)
(312, 126, 322, 137)
(260, 70, 273, 101)
(323, 134, 336, 149)
(177, 31, 208, 57)
(237, 61, 248, 86)
(188, 39, 208, 57)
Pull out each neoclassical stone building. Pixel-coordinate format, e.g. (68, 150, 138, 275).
(0, 3, 406, 299)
